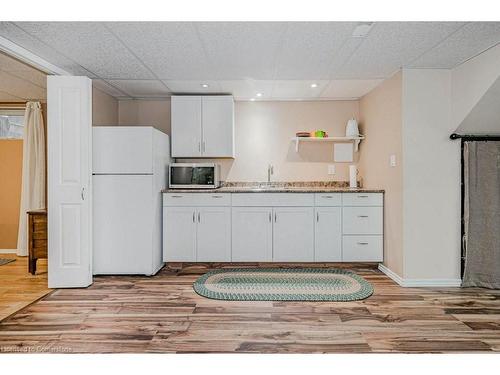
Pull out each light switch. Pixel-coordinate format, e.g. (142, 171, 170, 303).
(328, 165, 336, 175)
(390, 154, 397, 167)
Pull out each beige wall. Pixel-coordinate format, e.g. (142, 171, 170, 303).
(92, 86, 119, 125)
(118, 99, 360, 181)
(0, 140, 23, 249)
(359, 72, 403, 276)
(118, 99, 171, 134)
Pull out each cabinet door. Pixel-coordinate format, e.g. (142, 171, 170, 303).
(273, 207, 314, 262)
(201, 96, 234, 158)
(232, 207, 273, 262)
(314, 207, 342, 262)
(171, 96, 202, 157)
(197, 207, 231, 262)
(163, 207, 197, 261)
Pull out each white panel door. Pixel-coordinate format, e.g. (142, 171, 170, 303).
(201, 96, 234, 158)
(314, 207, 342, 262)
(171, 96, 202, 157)
(163, 207, 197, 261)
(273, 207, 314, 262)
(47, 76, 92, 288)
(232, 207, 273, 262)
(197, 207, 231, 261)
(93, 175, 152, 275)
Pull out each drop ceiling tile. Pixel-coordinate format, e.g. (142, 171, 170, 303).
(14, 22, 155, 79)
(0, 22, 95, 76)
(106, 22, 214, 80)
(271, 80, 329, 99)
(107, 80, 170, 97)
(274, 22, 356, 79)
(320, 79, 383, 99)
(163, 80, 222, 94)
(335, 22, 465, 79)
(93, 79, 129, 97)
(219, 80, 274, 100)
(196, 22, 287, 80)
(410, 22, 500, 68)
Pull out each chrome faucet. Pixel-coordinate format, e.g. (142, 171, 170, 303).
(267, 164, 274, 183)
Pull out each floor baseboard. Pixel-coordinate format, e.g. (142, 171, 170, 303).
(378, 264, 462, 287)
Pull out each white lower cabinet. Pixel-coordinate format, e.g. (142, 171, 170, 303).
(163, 192, 384, 263)
(232, 207, 273, 261)
(314, 207, 342, 262)
(163, 207, 197, 261)
(273, 207, 314, 262)
(196, 207, 231, 262)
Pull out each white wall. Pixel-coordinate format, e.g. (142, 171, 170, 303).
(402, 69, 461, 281)
(452, 44, 500, 131)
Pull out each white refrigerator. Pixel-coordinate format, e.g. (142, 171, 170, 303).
(92, 126, 171, 275)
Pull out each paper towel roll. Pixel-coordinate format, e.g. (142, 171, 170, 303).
(349, 165, 357, 188)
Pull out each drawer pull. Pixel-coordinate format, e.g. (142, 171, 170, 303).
(269, 212, 272, 222)
(358, 195, 369, 198)
(192, 212, 195, 223)
(198, 212, 201, 223)
(274, 212, 277, 223)
(171, 195, 183, 198)
(316, 212, 319, 222)
(212, 195, 223, 198)
(321, 195, 333, 198)
(357, 242, 369, 245)
(358, 215, 369, 218)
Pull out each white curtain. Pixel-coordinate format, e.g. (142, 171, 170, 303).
(17, 102, 46, 256)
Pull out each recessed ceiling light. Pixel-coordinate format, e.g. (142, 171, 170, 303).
(310, 83, 318, 88)
(352, 22, 374, 38)
(250, 98, 256, 101)
(201, 83, 209, 88)
(256, 93, 262, 97)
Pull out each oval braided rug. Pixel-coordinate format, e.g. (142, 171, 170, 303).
(193, 268, 373, 301)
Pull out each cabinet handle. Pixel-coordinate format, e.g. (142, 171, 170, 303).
(192, 212, 195, 223)
(274, 212, 277, 223)
(357, 242, 369, 245)
(171, 195, 183, 198)
(321, 195, 333, 199)
(358, 215, 369, 218)
(198, 212, 201, 223)
(81, 187, 85, 201)
(316, 212, 319, 222)
(358, 195, 369, 198)
(269, 212, 272, 222)
(212, 195, 223, 198)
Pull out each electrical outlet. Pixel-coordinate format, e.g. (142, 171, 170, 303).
(328, 165, 336, 175)
(390, 154, 397, 167)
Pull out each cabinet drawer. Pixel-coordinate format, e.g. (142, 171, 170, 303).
(343, 235, 383, 262)
(231, 193, 314, 207)
(343, 207, 383, 235)
(342, 193, 383, 206)
(314, 193, 342, 206)
(163, 193, 231, 206)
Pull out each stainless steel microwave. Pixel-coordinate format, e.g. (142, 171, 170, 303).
(169, 163, 221, 189)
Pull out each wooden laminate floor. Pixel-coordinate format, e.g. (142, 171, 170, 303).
(0, 263, 499, 354)
(0, 255, 50, 322)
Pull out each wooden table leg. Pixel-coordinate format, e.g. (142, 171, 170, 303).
(29, 257, 37, 275)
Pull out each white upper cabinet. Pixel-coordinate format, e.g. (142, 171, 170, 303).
(201, 96, 234, 158)
(171, 95, 234, 158)
(171, 96, 202, 157)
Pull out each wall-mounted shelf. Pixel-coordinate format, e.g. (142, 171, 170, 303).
(291, 136, 365, 152)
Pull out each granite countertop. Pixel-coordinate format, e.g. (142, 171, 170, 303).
(162, 182, 384, 194)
